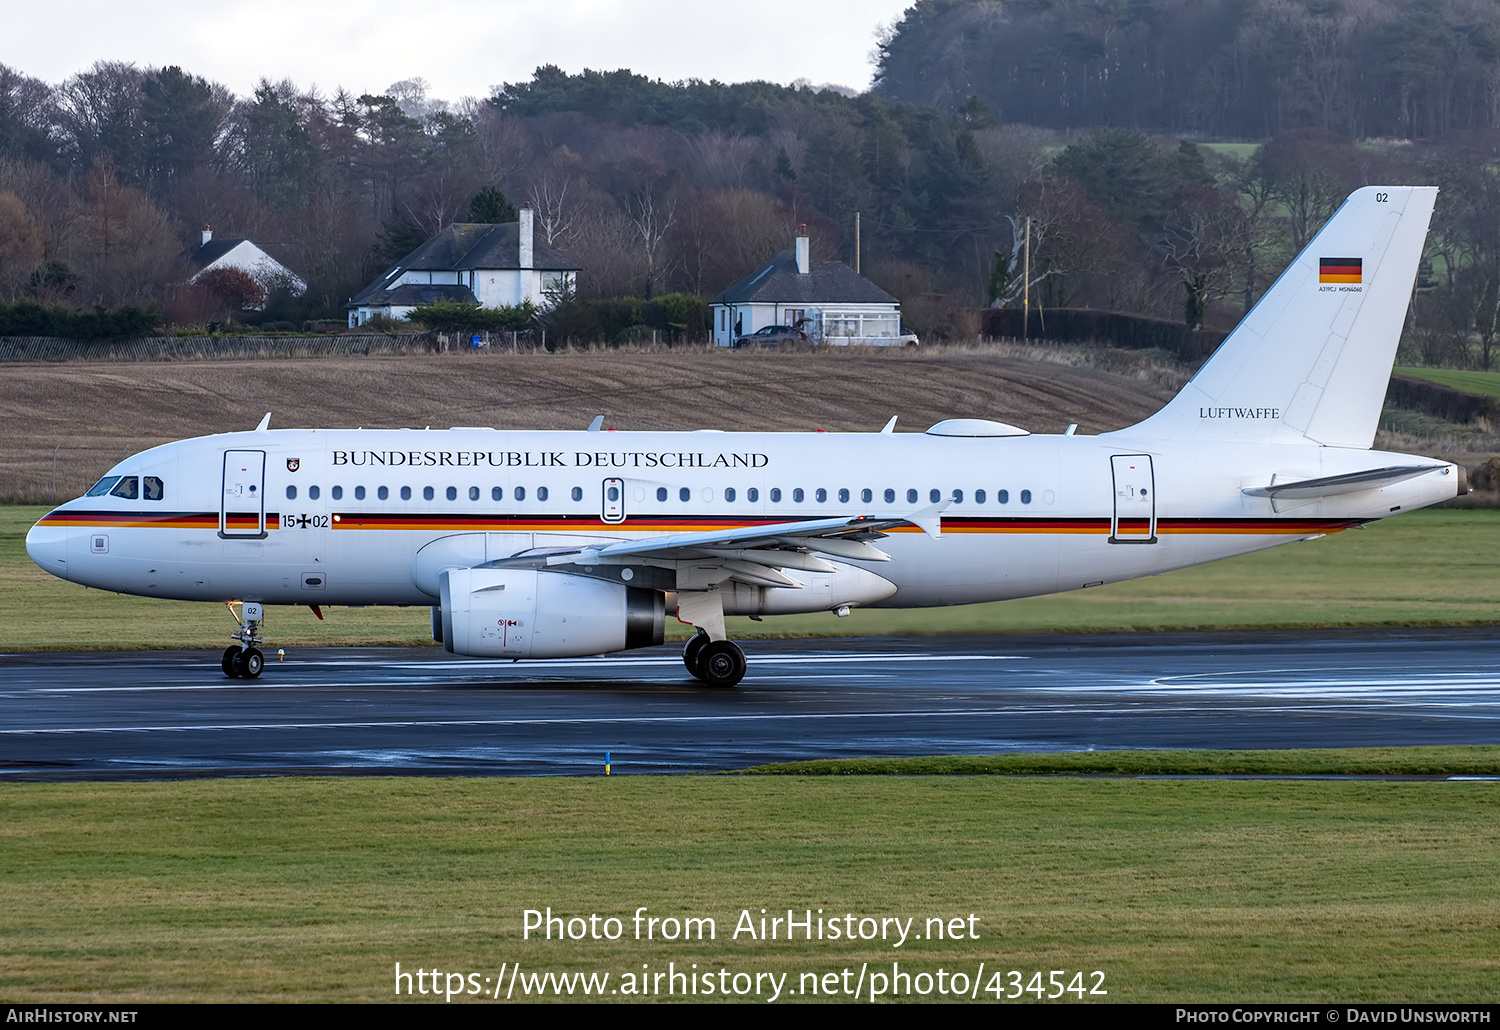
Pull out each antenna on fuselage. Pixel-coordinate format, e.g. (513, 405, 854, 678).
(255, 413, 271, 431)
(586, 415, 605, 432)
(880, 416, 898, 434)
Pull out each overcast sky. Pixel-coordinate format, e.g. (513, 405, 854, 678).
(1, 1, 915, 103)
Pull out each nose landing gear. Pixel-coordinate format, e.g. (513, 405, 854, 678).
(222, 601, 266, 679)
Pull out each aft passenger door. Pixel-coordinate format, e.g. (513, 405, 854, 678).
(1110, 454, 1157, 544)
(221, 450, 267, 538)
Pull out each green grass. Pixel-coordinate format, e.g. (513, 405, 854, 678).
(735, 746, 1500, 776)
(1, 775, 1497, 1002)
(1395, 365, 1500, 399)
(6, 505, 1500, 651)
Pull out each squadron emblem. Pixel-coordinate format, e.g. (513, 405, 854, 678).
(286, 458, 300, 472)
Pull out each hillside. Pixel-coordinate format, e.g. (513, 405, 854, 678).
(0, 345, 1182, 504)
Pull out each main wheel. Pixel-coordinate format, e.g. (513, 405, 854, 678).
(222, 646, 242, 678)
(696, 640, 746, 688)
(682, 630, 709, 677)
(242, 647, 265, 679)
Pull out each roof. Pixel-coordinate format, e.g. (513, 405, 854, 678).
(710, 250, 899, 306)
(350, 222, 580, 307)
(187, 238, 303, 278)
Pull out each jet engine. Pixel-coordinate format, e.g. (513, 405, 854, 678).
(439, 567, 664, 659)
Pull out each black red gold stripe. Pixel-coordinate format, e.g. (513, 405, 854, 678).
(33, 510, 1365, 537)
(1319, 257, 1362, 284)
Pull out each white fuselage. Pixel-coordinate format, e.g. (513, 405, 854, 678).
(25, 425, 1462, 613)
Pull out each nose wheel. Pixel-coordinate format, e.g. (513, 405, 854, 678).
(222, 601, 266, 679)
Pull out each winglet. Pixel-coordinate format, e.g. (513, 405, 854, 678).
(255, 412, 271, 432)
(586, 415, 605, 432)
(905, 499, 950, 538)
(880, 415, 898, 434)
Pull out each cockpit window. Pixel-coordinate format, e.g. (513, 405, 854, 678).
(108, 476, 139, 499)
(85, 476, 121, 497)
(143, 476, 163, 501)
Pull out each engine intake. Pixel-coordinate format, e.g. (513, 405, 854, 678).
(439, 568, 664, 659)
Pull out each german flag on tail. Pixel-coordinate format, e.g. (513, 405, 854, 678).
(1320, 256, 1362, 284)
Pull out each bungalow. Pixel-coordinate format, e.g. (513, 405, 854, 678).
(709, 230, 904, 346)
(347, 206, 578, 326)
(188, 227, 306, 296)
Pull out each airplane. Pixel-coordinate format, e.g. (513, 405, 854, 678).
(25, 186, 1466, 687)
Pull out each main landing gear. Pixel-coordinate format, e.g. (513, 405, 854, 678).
(222, 601, 265, 679)
(683, 628, 747, 688)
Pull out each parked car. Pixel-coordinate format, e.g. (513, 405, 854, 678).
(732, 325, 808, 347)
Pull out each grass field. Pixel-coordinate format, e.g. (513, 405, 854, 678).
(1396, 365, 1500, 399)
(1, 773, 1497, 1003)
(5, 505, 1499, 651)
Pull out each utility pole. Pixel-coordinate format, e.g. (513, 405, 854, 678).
(1022, 216, 1031, 342)
(854, 212, 861, 275)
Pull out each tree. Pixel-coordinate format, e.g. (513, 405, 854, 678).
(0, 190, 43, 297)
(468, 185, 517, 223)
(140, 66, 223, 195)
(196, 266, 266, 310)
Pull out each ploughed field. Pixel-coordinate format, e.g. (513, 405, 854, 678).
(0, 347, 1177, 504)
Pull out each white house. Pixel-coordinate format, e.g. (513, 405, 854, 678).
(188, 227, 307, 296)
(709, 230, 904, 346)
(346, 206, 578, 326)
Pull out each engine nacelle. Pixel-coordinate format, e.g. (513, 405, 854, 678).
(439, 568, 664, 659)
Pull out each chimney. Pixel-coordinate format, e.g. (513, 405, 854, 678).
(201, 225, 212, 247)
(795, 224, 810, 275)
(518, 204, 534, 271)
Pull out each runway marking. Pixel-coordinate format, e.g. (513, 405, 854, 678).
(9, 700, 1498, 736)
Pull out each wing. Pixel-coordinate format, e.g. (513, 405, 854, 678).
(484, 502, 948, 590)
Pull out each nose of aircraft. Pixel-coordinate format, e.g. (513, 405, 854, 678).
(26, 518, 69, 581)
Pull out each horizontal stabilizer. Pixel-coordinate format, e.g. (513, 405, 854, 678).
(1244, 465, 1447, 500)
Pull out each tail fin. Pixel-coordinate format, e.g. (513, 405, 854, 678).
(1123, 186, 1437, 449)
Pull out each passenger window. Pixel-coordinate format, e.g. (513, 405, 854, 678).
(975, 489, 986, 504)
(883, 489, 895, 503)
(862, 489, 872, 503)
(657, 487, 668, 502)
(309, 485, 320, 500)
(538, 486, 549, 501)
(837, 488, 849, 503)
(286, 485, 297, 500)
(952, 489, 963, 503)
(679, 487, 690, 502)
(571, 486, 583, 501)
(401, 486, 412, 500)
(816, 488, 827, 502)
(470, 486, 481, 501)
(929, 489, 940, 503)
(515, 486, 527, 501)
(906, 489, 918, 504)
(109, 477, 139, 500)
(378, 486, 389, 500)
(1021, 489, 1032, 504)
(423, 486, 434, 501)
(331, 486, 343, 500)
(747, 487, 759, 502)
(355, 486, 366, 500)
(442, 486, 454, 501)
(86, 476, 121, 497)
(143, 476, 163, 501)
(725, 487, 737, 502)
(792, 488, 804, 502)
(770, 488, 782, 502)
(492, 486, 502, 501)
